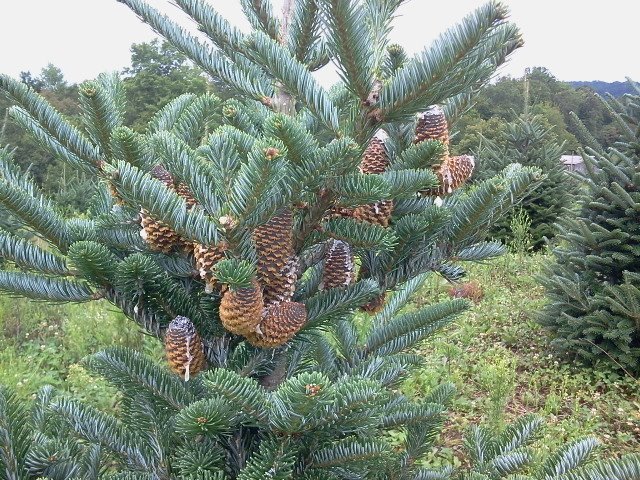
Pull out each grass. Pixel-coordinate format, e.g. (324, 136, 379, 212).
(0, 296, 160, 409)
(405, 253, 640, 463)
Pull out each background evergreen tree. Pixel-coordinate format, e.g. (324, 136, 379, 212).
(539, 80, 640, 375)
(0, 0, 637, 478)
(122, 39, 212, 131)
(474, 113, 578, 249)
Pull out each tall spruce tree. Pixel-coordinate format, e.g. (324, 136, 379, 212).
(0, 1, 638, 479)
(474, 113, 578, 250)
(539, 80, 640, 375)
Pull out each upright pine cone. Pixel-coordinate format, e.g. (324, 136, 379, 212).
(414, 105, 450, 156)
(140, 165, 186, 252)
(246, 301, 307, 348)
(194, 242, 227, 293)
(176, 182, 198, 209)
(353, 200, 394, 227)
(431, 155, 475, 195)
(253, 210, 297, 305)
(140, 212, 186, 253)
(219, 279, 264, 337)
(353, 130, 394, 227)
(321, 240, 355, 289)
(165, 315, 206, 381)
(360, 130, 390, 174)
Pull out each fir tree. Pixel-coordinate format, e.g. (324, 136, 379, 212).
(475, 113, 578, 250)
(0, 0, 636, 478)
(539, 80, 640, 375)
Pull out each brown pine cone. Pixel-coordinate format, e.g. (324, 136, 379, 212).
(165, 315, 206, 381)
(325, 205, 356, 220)
(253, 210, 298, 305)
(139, 166, 202, 252)
(321, 240, 355, 289)
(426, 154, 475, 196)
(219, 279, 264, 337)
(353, 130, 393, 227)
(194, 242, 227, 293)
(176, 182, 198, 209)
(414, 106, 450, 156)
(150, 164, 175, 187)
(352, 200, 394, 227)
(360, 130, 390, 174)
(246, 301, 307, 348)
(140, 209, 187, 253)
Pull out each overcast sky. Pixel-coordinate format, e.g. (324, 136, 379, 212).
(1, 0, 638, 86)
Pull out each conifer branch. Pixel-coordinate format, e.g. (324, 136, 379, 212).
(320, 217, 397, 251)
(50, 397, 159, 473)
(304, 279, 379, 328)
(114, 253, 203, 325)
(379, 1, 520, 121)
(84, 347, 197, 410)
(286, 0, 322, 64)
(108, 160, 220, 244)
(246, 31, 339, 130)
(151, 132, 222, 216)
(117, 0, 272, 102)
(0, 230, 69, 275)
(365, 299, 468, 356)
(0, 176, 71, 250)
(110, 126, 150, 170)
(321, 0, 375, 102)
(78, 73, 126, 160)
(8, 107, 99, 175)
(173, 0, 245, 54)
(67, 241, 120, 286)
(0, 74, 101, 166)
(241, 0, 282, 42)
(228, 139, 290, 228)
(0, 271, 94, 302)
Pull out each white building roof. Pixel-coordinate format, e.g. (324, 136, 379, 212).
(561, 155, 583, 165)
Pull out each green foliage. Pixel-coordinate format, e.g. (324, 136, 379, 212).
(508, 208, 533, 255)
(474, 114, 578, 249)
(123, 39, 210, 130)
(379, 1, 521, 122)
(214, 259, 255, 290)
(321, 0, 375, 101)
(1, 1, 634, 479)
(452, 67, 623, 155)
(0, 387, 31, 480)
(539, 81, 640, 374)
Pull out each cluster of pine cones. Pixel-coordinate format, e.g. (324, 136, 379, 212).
(138, 106, 475, 380)
(219, 209, 307, 349)
(162, 210, 307, 380)
(133, 163, 307, 379)
(415, 105, 475, 195)
(322, 105, 475, 312)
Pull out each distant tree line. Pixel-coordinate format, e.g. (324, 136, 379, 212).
(452, 67, 622, 156)
(0, 40, 211, 212)
(0, 56, 627, 214)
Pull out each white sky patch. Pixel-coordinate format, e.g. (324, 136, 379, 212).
(0, 0, 638, 85)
